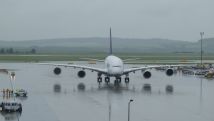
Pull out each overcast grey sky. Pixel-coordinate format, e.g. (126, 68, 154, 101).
(0, 0, 213, 41)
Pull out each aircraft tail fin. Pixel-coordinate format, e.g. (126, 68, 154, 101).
(109, 28, 113, 55)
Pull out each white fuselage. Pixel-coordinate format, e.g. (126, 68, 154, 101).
(104, 55, 124, 76)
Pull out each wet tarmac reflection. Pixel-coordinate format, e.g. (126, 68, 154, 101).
(0, 62, 214, 121)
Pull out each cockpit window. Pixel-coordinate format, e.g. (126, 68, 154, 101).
(113, 66, 121, 67)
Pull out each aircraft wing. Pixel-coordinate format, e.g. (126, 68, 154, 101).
(40, 63, 108, 74)
(79, 58, 104, 62)
(123, 65, 187, 74)
(123, 58, 140, 62)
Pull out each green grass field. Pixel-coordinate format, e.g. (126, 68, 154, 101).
(0, 53, 214, 64)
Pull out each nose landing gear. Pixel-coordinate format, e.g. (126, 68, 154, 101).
(114, 77, 122, 86)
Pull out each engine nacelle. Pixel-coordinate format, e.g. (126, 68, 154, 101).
(53, 67, 61, 75)
(78, 70, 86, 78)
(143, 71, 151, 79)
(166, 68, 174, 76)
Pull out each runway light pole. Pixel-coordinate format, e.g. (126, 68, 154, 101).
(200, 32, 204, 106)
(128, 99, 133, 121)
(9, 72, 16, 95)
(200, 32, 204, 69)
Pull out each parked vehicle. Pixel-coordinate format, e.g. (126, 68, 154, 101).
(0, 101, 22, 112)
(14, 89, 27, 97)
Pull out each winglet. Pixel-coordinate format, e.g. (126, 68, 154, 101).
(109, 28, 113, 55)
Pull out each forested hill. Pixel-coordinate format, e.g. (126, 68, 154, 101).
(0, 38, 213, 54)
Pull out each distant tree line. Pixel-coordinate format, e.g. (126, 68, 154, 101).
(0, 48, 36, 54)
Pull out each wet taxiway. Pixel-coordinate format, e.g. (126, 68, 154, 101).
(0, 62, 214, 121)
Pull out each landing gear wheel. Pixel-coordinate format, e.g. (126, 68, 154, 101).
(18, 107, 22, 112)
(97, 77, 102, 84)
(125, 77, 130, 84)
(105, 77, 110, 84)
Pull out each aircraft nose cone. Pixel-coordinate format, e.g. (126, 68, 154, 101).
(110, 67, 123, 75)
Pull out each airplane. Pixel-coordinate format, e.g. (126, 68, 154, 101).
(41, 28, 179, 85)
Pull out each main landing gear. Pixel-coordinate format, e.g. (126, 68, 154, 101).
(97, 77, 102, 84)
(125, 77, 130, 84)
(97, 76, 130, 85)
(97, 77, 110, 85)
(114, 77, 130, 85)
(105, 77, 110, 84)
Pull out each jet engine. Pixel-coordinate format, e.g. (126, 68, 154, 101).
(166, 68, 174, 76)
(143, 71, 151, 79)
(53, 67, 61, 75)
(78, 70, 86, 78)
